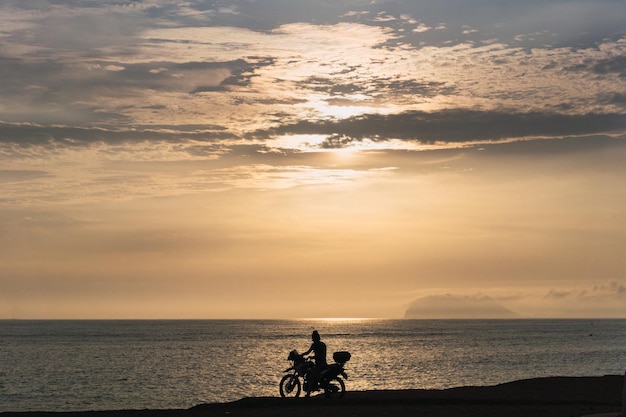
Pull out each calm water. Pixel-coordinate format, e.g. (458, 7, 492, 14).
(1, 319, 625, 412)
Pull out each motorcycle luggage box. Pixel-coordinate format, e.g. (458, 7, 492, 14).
(333, 351, 351, 363)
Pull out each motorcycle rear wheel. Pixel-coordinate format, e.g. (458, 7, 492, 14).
(279, 374, 301, 398)
(324, 376, 345, 399)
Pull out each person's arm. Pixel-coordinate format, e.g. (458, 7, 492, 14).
(302, 343, 313, 356)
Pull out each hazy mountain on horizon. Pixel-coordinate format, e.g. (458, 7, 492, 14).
(405, 294, 520, 319)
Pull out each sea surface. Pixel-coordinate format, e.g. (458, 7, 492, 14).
(1, 319, 625, 412)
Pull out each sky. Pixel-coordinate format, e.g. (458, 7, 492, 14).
(1, 0, 625, 319)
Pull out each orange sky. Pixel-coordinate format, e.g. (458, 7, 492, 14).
(1, 0, 625, 318)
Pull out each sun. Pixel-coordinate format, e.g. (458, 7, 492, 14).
(267, 134, 359, 158)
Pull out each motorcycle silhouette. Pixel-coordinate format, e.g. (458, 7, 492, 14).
(279, 349, 351, 398)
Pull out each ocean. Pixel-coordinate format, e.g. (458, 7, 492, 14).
(1, 319, 625, 412)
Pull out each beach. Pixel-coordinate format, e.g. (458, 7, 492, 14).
(2, 375, 623, 417)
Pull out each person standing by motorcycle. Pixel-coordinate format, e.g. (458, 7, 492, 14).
(302, 330, 327, 389)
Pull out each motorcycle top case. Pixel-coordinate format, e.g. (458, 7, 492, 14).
(333, 351, 351, 363)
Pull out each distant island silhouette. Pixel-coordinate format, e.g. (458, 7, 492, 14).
(405, 294, 520, 319)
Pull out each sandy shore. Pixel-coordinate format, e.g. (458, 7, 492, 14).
(2, 375, 623, 417)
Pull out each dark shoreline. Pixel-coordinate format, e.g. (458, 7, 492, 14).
(2, 375, 623, 417)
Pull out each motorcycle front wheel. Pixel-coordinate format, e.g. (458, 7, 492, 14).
(324, 376, 346, 399)
(279, 374, 301, 398)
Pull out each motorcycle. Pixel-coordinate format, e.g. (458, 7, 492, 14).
(279, 349, 351, 398)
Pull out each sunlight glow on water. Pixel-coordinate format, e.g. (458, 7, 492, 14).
(299, 317, 376, 322)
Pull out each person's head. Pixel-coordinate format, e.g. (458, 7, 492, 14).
(311, 330, 321, 341)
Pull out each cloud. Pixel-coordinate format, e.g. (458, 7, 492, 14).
(530, 282, 626, 318)
(253, 110, 626, 145)
(546, 281, 626, 301)
(591, 55, 626, 78)
(10, 105, 625, 153)
(0, 169, 52, 183)
(0, 122, 235, 147)
(13, 4, 145, 52)
(0, 55, 262, 124)
(3, 1, 624, 135)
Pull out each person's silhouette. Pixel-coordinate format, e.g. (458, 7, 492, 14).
(302, 330, 327, 389)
